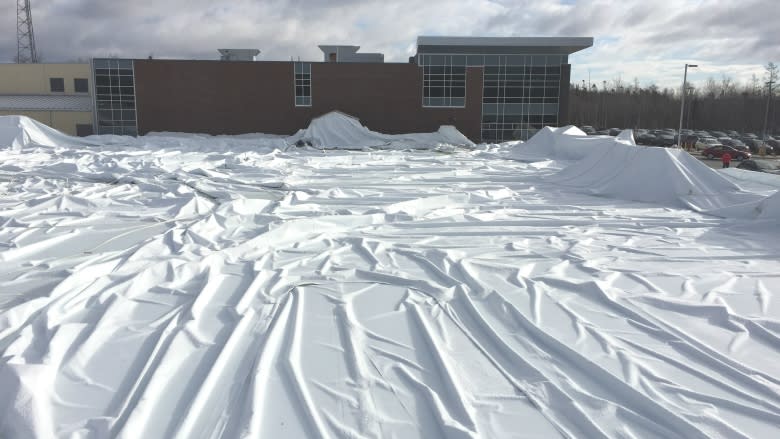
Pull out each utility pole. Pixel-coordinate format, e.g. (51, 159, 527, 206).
(16, 0, 38, 63)
(678, 63, 697, 146)
(763, 78, 774, 143)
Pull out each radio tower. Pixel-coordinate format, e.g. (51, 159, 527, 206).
(16, 0, 39, 63)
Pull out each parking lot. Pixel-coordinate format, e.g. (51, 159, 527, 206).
(686, 148, 780, 169)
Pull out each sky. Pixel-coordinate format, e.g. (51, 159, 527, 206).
(1, 0, 777, 91)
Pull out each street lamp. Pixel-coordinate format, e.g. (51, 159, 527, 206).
(678, 63, 698, 147)
(763, 79, 775, 145)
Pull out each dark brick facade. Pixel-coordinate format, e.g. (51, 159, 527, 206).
(133, 60, 484, 141)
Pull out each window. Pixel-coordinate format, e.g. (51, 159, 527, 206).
(93, 58, 137, 135)
(294, 62, 311, 106)
(74, 78, 89, 93)
(76, 124, 93, 137)
(480, 55, 562, 143)
(422, 56, 466, 107)
(50, 78, 65, 92)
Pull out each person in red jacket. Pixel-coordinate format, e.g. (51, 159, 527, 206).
(722, 152, 732, 168)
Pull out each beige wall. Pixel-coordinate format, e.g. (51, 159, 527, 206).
(0, 110, 93, 136)
(0, 63, 91, 94)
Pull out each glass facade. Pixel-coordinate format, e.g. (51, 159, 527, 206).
(294, 62, 311, 106)
(93, 58, 137, 136)
(418, 53, 566, 142)
(422, 56, 466, 107)
(482, 55, 562, 142)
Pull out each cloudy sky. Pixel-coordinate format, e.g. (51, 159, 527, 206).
(1, 0, 776, 90)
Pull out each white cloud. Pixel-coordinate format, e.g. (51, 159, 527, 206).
(0, 0, 776, 89)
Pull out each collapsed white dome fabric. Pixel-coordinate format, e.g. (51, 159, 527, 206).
(548, 142, 765, 212)
(1, 113, 474, 152)
(510, 125, 777, 218)
(0, 116, 98, 150)
(707, 189, 780, 219)
(507, 125, 625, 161)
(286, 111, 473, 150)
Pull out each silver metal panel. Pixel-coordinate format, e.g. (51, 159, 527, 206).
(0, 94, 92, 111)
(416, 36, 593, 55)
(318, 45, 384, 63)
(218, 49, 260, 61)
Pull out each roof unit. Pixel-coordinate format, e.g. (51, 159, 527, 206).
(218, 49, 261, 61)
(415, 36, 594, 55)
(318, 45, 384, 63)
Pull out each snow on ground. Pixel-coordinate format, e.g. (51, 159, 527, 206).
(1, 116, 780, 438)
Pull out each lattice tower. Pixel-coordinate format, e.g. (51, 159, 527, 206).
(17, 0, 39, 63)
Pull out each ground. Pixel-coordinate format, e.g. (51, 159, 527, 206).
(1, 138, 779, 438)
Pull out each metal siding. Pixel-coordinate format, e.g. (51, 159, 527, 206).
(0, 94, 92, 111)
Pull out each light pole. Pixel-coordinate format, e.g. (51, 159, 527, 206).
(678, 63, 697, 146)
(763, 78, 774, 144)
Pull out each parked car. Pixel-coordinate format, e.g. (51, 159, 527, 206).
(635, 132, 658, 145)
(711, 131, 727, 138)
(608, 128, 622, 136)
(743, 139, 775, 155)
(696, 137, 722, 150)
(766, 139, 780, 154)
(580, 125, 596, 135)
(720, 138, 749, 152)
(701, 145, 751, 161)
(656, 134, 676, 147)
(736, 159, 780, 174)
(675, 134, 699, 148)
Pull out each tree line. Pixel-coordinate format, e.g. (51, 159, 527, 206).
(568, 63, 779, 136)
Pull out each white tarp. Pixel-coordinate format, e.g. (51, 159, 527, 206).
(287, 110, 474, 150)
(1, 117, 779, 438)
(1, 113, 474, 152)
(0, 115, 99, 150)
(511, 126, 776, 217)
(507, 125, 629, 161)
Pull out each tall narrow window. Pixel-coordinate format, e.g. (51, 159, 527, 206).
(93, 58, 137, 136)
(294, 62, 311, 106)
(422, 56, 466, 107)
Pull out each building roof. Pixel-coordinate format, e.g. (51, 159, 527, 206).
(0, 94, 92, 112)
(217, 49, 261, 61)
(416, 36, 594, 55)
(317, 45, 384, 63)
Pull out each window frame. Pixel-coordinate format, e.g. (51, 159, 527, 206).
(92, 58, 138, 136)
(421, 57, 467, 108)
(74, 78, 89, 93)
(294, 62, 312, 107)
(476, 53, 563, 142)
(50, 77, 65, 93)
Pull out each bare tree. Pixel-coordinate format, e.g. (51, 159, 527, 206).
(764, 62, 778, 138)
(568, 66, 780, 132)
(765, 62, 778, 95)
(720, 75, 737, 97)
(749, 74, 760, 96)
(703, 77, 719, 98)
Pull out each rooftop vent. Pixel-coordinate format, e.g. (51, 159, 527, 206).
(218, 49, 261, 61)
(318, 45, 383, 63)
